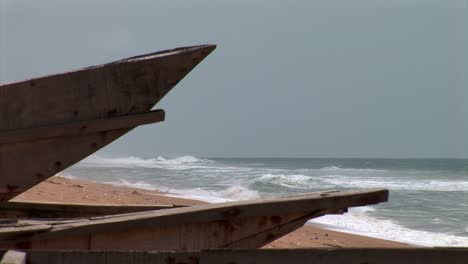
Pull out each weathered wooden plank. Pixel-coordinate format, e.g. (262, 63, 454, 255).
(0, 110, 164, 145)
(0, 250, 26, 264)
(0, 219, 81, 228)
(38, 189, 387, 236)
(0, 45, 215, 131)
(0, 44, 216, 201)
(0, 224, 52, 241)
(223, 209, 332, 248)
(204, 248, 468, 264)
(0, 189, 388, 251)
(11, 250, 198, 264)
(0, 200, 186, 218)
(29, 212, 312, 251)
(0, 248, 467, 264)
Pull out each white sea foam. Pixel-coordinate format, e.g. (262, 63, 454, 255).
(317, 166, 388, 173)
(154, 185, 260, 203)
(218, 185, 260, 200)
(258, 171, 468, 192)
(311, 207, 468, 247)
(104, 179, 160, 191)
(259, 173, 314, 188)
(57, 172, 77, 180)
(108, 177, 468, 246)
(166, 185, 260, 203)
(68, 156, 468, 246)
(105, 178, 259, 203)
(79, 155, 213, 170)
(321, 176, 468, 192)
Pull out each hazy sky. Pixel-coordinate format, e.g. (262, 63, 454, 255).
(0, 0, 466, 158)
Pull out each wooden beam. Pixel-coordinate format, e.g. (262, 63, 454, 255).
(203, 248, 468, 264)
(33, 189, 388, 238)
(223, 209, 331, 248)
(0, 248, 467, 264)
(0, 189, 388, 251)
(0, 200, 186, 218)
(0, 110, 164, 145)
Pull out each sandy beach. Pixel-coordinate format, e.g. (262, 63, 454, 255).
(12, 176, 410, 249)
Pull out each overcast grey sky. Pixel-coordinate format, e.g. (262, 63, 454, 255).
(0, 0, 467, 158)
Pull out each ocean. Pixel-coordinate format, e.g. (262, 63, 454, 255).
(64, 156, 468, 247)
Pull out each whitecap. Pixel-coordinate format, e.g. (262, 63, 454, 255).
(104, 178, 259, 203)
(166, 185, 260, 203)
(78, 155, 214, 170)
(311, 207, 468, 247)
(317, 166, 388, 173)
(57, 172, 76, 180)
(321, 176, 468, 192)
(104, 179, 160, 191)
(258, 173, 315, 189)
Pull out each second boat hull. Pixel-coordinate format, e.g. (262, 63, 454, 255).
(0, 189, 388, 251)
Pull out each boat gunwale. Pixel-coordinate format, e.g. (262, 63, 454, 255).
(0, 44, 216, 88)
(0, 188, 388, 242)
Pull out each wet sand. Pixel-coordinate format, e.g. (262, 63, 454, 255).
(12, 176, 410, 248)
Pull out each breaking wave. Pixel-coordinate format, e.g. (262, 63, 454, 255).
(105, 177, 468, 247)
(105, 179, 160, 191)
(67, 156, 468, 247)
(320, 176, 468, 192)
(254, 172, 468, 192)
(80, 155, 213, 170)
(311, 208, 468, 247)
(316, 166, 388, 173)
(105, 179, 259, 203)
(258, 173, 314, 188)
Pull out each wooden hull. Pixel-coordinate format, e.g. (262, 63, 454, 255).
(0, 189, 388, 251)
(2, 248, 467, 264)
(0, 45, 216, 201)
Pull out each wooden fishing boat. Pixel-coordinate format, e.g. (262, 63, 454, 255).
(0, 44, 216, 201)
(0, 188, 387, 251)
